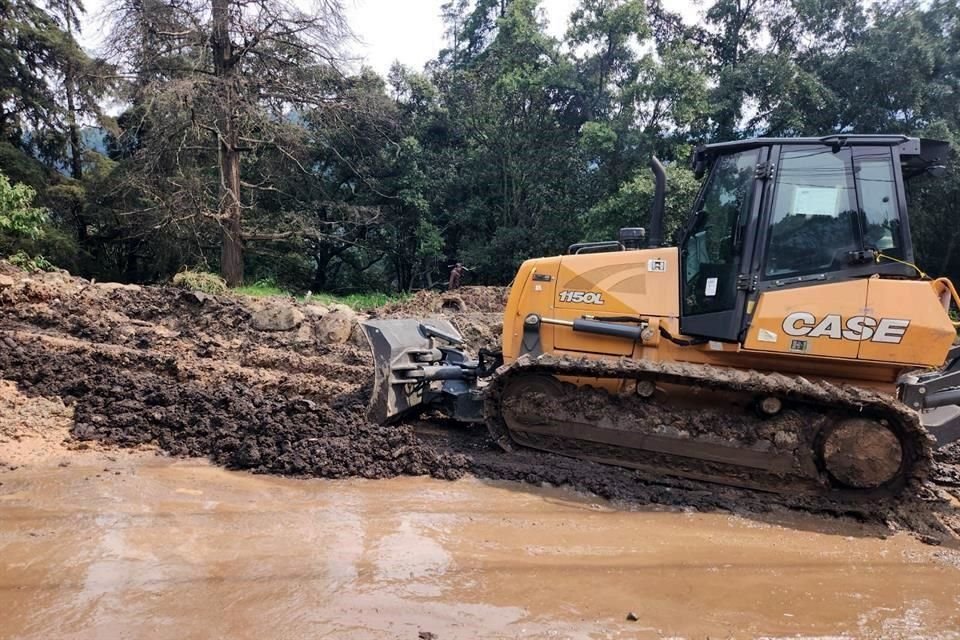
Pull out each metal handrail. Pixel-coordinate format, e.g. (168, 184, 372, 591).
(568, 241, 625, 255)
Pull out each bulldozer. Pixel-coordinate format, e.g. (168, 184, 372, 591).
(363, 134, 960, 498)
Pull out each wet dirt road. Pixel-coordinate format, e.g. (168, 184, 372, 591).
(2, 459, 960, 640)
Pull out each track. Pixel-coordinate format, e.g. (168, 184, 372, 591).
(483, 354, 935, 500)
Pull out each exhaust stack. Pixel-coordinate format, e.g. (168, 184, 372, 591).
(648, 156, 666, 248)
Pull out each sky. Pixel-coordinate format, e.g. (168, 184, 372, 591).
(80, 0, 701, 76)
(344, 0, 579, 74)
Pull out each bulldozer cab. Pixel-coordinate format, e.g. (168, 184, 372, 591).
(679, 135, 947, 342)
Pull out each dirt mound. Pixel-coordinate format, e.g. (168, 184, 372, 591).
(0, 265, 467, 480)
(0, 269, 357, 351)
(939, 441, 960, 465)
(378, 286, 508, 316)
(0, 334, 467, 480)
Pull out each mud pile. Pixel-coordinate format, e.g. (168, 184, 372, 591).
(0, 266, 467, 479)
(935, 443, 960, 488)
(1, 337, 467, 479)
(377, 286, 509, 316)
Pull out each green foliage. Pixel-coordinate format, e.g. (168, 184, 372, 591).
(245, 253, 316, 295)
(305, 292, 411, 311)
(0, 0, 106, 167)
(172, 270, 228, 295)
(583, 164, 701, 242)
(578, 122, 617, 155)
(0, 170, 58, 273)
(0, 143, 50, 191)
(6, 0, 960, 293)
(233, 279, 289, 298)
(0, 173, 48, 240)
(8, 226, 78, 273)
(233, 278, 408, 310)
(8, 250, 54, 272)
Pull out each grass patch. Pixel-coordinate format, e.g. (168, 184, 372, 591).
(172, 269, 228, 294)
(304, 291, 410, 311)
(231, 278, 409, 311)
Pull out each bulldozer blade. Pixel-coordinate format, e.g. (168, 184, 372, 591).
(921, 406, 960, 447)
(362, 318, 465, 424)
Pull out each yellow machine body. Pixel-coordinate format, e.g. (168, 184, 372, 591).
(502, 248, 957, 392)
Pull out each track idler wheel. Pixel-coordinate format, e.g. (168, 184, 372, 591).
(820, 419, 904, 489)
(500, 374, 562, 429)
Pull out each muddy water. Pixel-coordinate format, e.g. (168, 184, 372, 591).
(1, 460, 959, 640)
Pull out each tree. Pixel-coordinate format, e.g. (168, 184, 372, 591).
(104, 0, 349, 285)
(582, 163, 700, 242)
(433, 0, 587, 281)
(0, 0, 62, 146)
(567, 0, 647, 122)
(567, 0, 707, 204)
(0, 0, 107, 272)
(701, 0, 773, 139)
(0, 1, 105, 165)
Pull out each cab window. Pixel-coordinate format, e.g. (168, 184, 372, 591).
(855, 148, 901, 254)
(765, 146, 859, 278)
(764, 145, 903, 279)
(682, 149, 759, 315)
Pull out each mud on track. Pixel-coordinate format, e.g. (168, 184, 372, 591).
(1, 264, 959, 541)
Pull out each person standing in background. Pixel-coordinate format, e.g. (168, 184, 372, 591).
(448, 262, 469, 290)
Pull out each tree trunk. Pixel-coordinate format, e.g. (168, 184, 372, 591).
(124, 242, 139, 282)
(312, 251, 331, 292)
(219, 138, 243, 286)
(62, 4, 87, 241)
(65, 89, 87, 241)
(211, 0, 244, 286)
(64, 55, 82, 178)
(65, 91, 83, 179)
